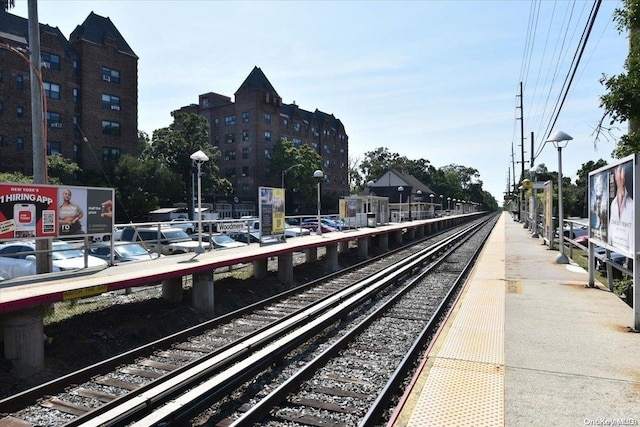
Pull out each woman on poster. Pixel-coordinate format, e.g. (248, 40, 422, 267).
(608, 163, 633, 253)
(58, 188, 84, 235)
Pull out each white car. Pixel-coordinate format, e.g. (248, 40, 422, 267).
(0, 256, 61, 281)
(0, 240, 108, 276)
(161, 218, 196, 234)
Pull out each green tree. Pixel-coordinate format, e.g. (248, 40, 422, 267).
(144, 111, 232, 218)
(268, 138, 323, 213)
(47, 155, 82, 185)
(111, 154, 183, 222)
(598, 0, 640, 157)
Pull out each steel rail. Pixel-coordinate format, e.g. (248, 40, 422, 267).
(118, 218, 493, 426)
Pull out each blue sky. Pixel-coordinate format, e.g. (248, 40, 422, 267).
(11, 0, 628, 202)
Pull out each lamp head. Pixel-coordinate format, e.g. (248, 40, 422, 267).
(190, 150, 209, 163)
(546, 130, 573, 148)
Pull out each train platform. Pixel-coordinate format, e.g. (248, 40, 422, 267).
(391, 212, 640, 426)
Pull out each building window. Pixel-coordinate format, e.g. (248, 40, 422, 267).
(294, 122, 301, 132)
(264, 131, 271, 142)
(0, 103, 3, 116)
(102, 94, 121, 110)
(44, 82, 61, 100)
(41, 52, 61, 71)
(101, 66, 120, 83)
(225, 168, 236, 178)
(242, 185, 250, 196)
(224, 150, 236, 160)
(324, 159, 330, 168)
(16, 137, 24, 150)
(242, 112, 249, 123)
(242, 166, 249, 177)
(242, 130, 249, 141)
(101, 120, 121, 136)
(264, 113, 271, 124)
(283, 118, 289, 128)
(324, 144, 331, 154)
(0, 135, 4, 148)
(0, 70, 3, 83)
(224, 133, 235, 144)
(242, 148, 249, 159)
(73, 88, 79, 104)
(16, 75, 23, 89)
(264, 149, 271, 159)
(214, 135, 220, 145)
(73, 143, 79, 161)
(102, 147, 121, 162)
(293, 138, 302, 148)
(214, 118, 220, 128)
(224, 115, 236, 126)
(47, 141, 62, 155)
(47, 112, 62, 128)
(16, 106, 24, 118)
(312, 142, 318, 151)
(73, 60, 78, 77)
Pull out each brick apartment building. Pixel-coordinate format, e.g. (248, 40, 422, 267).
(179, 66, 349, 217)
(0, 11, 138, 181)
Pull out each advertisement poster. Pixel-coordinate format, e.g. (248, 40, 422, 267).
(0, 183, 114, 240)
(258, 187, 285, 241)
(589, 157, 635, 256)
(0, 184, 58, 239)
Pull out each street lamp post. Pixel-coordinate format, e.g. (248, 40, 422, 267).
(428, 193, 433, 218)
(190, 150, 209, 254)
(447, 197, 451, 212)
(440, 195, 443, 213)
(546, 130, 573, 264)
(281, 163, 302, 189)
(314, 170, 324, 236)
(398, 186, 404, 222)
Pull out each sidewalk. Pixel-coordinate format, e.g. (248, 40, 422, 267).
(504, 214, 640, 426)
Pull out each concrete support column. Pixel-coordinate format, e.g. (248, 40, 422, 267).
(395, 230, 404, 244)
(161, 276, 183, 304)
(415, 224, 424, 238)
(278, 252, 294, 285)
(252, 258, 268, 279)
(338, 241, 348, 253)
(326, 244, 339, 272)
(192, 270, 215, 313)
(4, 305, 45, 376)
(305, 247, 318, 263)
(357, 237, 369, 259)
(407, 227, 416, 240)
(378, 233, 389, 252)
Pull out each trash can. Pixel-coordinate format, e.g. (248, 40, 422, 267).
(367, 213, 376, 228)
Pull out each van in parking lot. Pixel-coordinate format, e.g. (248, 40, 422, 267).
(120, 226, 201, 255)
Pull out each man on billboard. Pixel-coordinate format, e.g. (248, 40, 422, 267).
(608, 162, 633, 253)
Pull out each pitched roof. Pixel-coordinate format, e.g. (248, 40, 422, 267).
(0, 11, 69, 49)
(235, 66, 279, 96)
(71, 11, 137, 57)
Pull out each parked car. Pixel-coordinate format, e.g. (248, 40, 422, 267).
(161, 218, 196, 234)
(120, 226, 201, 255)
(229, 232, 261, 244)
(0, 240, 108, 272)
(300, 220, 337, 234)
(191, 233, 247, 250)
(0, 256, 61, 281)
(595, 246, 629, 278)
(556, 224, 588, 240)
(91, 225, 126, 243)
(284, 222, 311, 237)
(88, 241, 160, 264)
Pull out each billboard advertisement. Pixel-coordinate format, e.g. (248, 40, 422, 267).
(0, 183, 114, 240)
(258, 186, 285, 242)
(588, 155, 635, 256)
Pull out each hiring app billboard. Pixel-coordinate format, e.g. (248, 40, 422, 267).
(0, 183, 114, 240)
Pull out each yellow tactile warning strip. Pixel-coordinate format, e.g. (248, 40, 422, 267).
(405, 215, 506, 427)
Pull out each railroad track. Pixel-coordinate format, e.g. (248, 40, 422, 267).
(0, 214, 497, 426)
